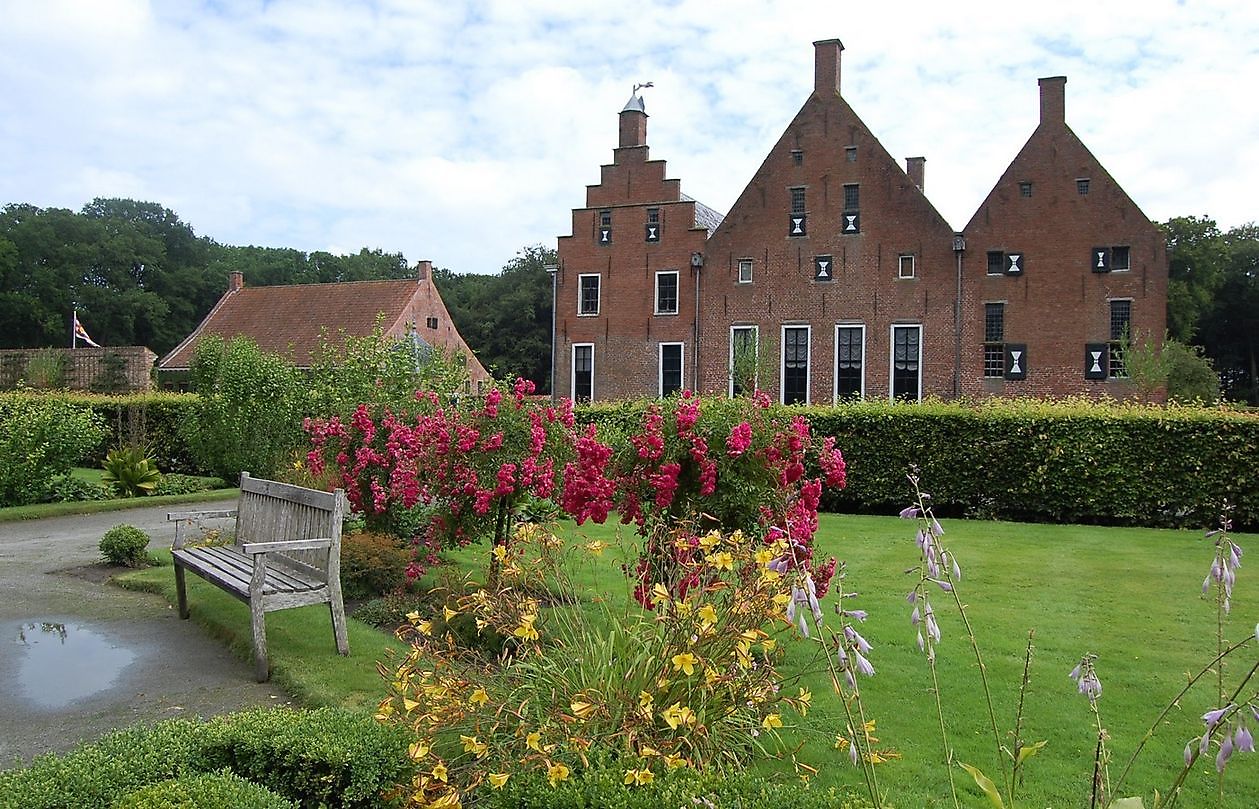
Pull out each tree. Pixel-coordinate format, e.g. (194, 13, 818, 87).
(1198, 223, 1259, 403)
(1161, 216, 1227, 342)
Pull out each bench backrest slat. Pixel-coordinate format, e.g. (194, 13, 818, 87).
(234, 473, 347, 582)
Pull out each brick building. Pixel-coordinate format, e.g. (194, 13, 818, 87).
(553, 40, 1167, 403)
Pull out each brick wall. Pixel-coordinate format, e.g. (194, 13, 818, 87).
(0, 346, 157, 392)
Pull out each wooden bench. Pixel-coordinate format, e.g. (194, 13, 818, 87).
(169, 472, 349, 682)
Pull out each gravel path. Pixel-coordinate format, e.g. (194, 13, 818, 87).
(0, 503, 291, 767)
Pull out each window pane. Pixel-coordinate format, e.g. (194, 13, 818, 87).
(987, 251, 1005, 275)
(790, 187, 806, 214)
(574, 346, 593, 402)
(731, 327, 757, 396)
(783, 327, 809, 405)
(661, 344, 682, 396)
(843, 184, 860, 210)
(1109, 300, 1131, 341)
(892, 326, 920, 401)
(984, 303, 1005, 342)
(579, 276, 599, 314)
(836, 327, 862, 398)
(656, 273, 678, 314)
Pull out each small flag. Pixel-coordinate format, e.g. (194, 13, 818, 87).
(73, 312, 101, 347)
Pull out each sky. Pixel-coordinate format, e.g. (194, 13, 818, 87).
(1, 0, 1256, 275)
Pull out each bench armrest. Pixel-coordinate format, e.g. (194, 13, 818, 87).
(168, 509, 238, 521)
(240, 537, 334, 555)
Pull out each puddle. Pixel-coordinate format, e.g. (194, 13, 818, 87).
(10, 620, 137, 709)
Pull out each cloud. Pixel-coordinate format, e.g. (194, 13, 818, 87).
(0, 0, 1255, 274)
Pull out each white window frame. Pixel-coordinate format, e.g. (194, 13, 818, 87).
(889, 324, 923, 403)
(898, 254, 916, 279)
(728, 324, 759, 396)
(780, 324, 812, 405)
(1111, 245, 1131, 272)
(737, 258, 753, 284)
(654, 270, 680, 316)
(658, 342, 685, 397)
(833, 323, 866, 402)
(577, 273, 600, 316)
(571, 343, 594, 401)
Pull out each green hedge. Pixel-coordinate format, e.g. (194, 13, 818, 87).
(111, 771, 294, 809)
(578, 398, 1259, 529)
(0, 708, 411, 809)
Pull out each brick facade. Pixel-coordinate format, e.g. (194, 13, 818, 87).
(553, 40, 1168, 403)
(0, 346, 157, 392)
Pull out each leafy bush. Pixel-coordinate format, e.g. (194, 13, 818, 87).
(481, 760, 869, 809)
(1165, 339, 1221, 404)
(101, 444, 161, 497)
(0, 718, 204, 808)
(44, 474, 113, 503)
(351, 590, 430, 631)
(151, 473, 227, 497)
(0, 395, 107, 506)
(111, 771, 294, 809)
(193, 708, 411, 809)
(340, 531, 413, 600)
(186, 336, 306, 481)
(99, 524, 152, 567)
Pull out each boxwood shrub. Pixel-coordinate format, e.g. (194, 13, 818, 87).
(111, 771, 294, 809)
(578, 398, 1259, 528)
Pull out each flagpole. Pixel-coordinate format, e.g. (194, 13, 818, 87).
(71, 309, 76, 349)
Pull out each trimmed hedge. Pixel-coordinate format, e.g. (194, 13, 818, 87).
(578, 398, 1259, 528)
(0, 708, 411, 809)
(111, 771, 294, 809)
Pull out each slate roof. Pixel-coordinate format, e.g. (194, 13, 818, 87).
(682, 193, 725, 232)
(159, 277, 489, 382)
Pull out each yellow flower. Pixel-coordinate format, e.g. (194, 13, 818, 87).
(461, 735, 488, 757)
(488, 772, 510, 789)
(638, 691, 654, 708)
(671, 652, 698, 676)
(735, 639, 752, 669)
(704, 666, 721, 688)
(408, 739, 431, 760)
(796, 687, 812, 717)
(651, 583, 671, 604)
(406, 610, 421, 623)
(624, 767, 654, 785)
(417, 620, 433, 635)
(762, 713, 783, 730)
(427, 791, 462, 808)
(761, 569, 781, 583)
(664, 753, 688, 770)
(547, 762, 570, 786)
(674, 599, 693, 616)
(661, 702, 696, 730)
(431, 762, 448, 782)
(583, 540, 609, 556)
(754, 548, 774, 566)
(443, 606, 459, 622)
(697, 604, 718, 627)
(761, 638, 776, 652)
(708, 551, 734, 571)
(403, 697, 420, 713)
(570, 700, 597, 719)
(699, 531, 721, 551)
(493, 544, 509, 561)
(526, 731, 543, 751)
(513, 614, 539, 641)
(730, 529, 745, 543)
(638, 744, 659, 757)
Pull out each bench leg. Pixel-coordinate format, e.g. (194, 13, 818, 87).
(329, 584, 349, 656)
(174, 564, 190, 619)
(250, 598, 269, 682)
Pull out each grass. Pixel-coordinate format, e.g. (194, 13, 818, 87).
(0, 469, 236, 522)
(119, 513, 1259, 807)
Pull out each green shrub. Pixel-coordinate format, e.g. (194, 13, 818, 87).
(0, 395, 107, 506)
(111, 771, 294, 809)
(351, 590, 429, 630)
(1165, 339, 1221, 404)
(340, 531, 413, 600)
(99, 524, 152, 567)
(151, 474, 227, 497)
(0, 718, 204, 809)
(44, 475, 113, 503)
(481, 761, 868, 809)
(101, 444, 162, 498)
(193, 708, 411, 809)
(185, 336, 306, 481)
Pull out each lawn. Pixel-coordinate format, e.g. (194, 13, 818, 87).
(123, 513, 1259, 807)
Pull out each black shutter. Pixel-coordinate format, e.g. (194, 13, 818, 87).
(1091, 247, 1110, 273)
(645, 224, 660, 242)
(1004, 344, 1027, 380)
(1084, 343, 1108, 379)
(599, 227, 612, 245)
(813, 255, 834, 282)
(1006, 252, 1024, 275)
(842, 212, 860, 234)
(789, 214, 807, 237)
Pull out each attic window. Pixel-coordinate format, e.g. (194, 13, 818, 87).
(426, 317, 438, 329)
(790, 187, 806, 214)
(1077, 178, 1090, 195)
(1019, 182, 1033, 198)
(845, 146, 857, 162)
(790, 149, 803, 166)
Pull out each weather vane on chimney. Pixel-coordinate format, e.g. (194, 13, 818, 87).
(633, 82, 654, 95)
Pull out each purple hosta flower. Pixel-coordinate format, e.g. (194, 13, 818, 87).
(1069, 654, 1102, 703)
(853, 650, 875, 677)
(1216, 732, 1234, 773)
(925, 607, 941, 644)
(848, 737, 860, 765)
(930, 578, 953, 593)
(1184, 740, 1195, 767)
(844, 624, 872, 654)
(1235, 724, 1255, 754)
(899, 505, 920, 520)
(1202, 706, 1230, 730)
(843, 609, 868, 622)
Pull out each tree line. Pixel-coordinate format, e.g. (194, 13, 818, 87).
(0, 199, 1254, 401)
(0, 199, 554, 390)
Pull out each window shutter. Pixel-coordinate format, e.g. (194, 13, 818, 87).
(789, 214, 807, 237)
(842, 212, 860, 234)
(813, 255, 834, 282)
(599, 227, 612, 245)
(1004, 344, 1027, 380)
(645, 224, 660, 242)
(1092, 247, 1110, 273)
(1006, 252, 1024, 275)
(1084, 343, 1108, 379)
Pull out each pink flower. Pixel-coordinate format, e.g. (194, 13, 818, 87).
(726, 421, 753, 457)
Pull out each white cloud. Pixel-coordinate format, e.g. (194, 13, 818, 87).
(0, 0, 1255, 273)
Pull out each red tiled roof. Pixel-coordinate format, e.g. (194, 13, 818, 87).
(159, 278, 489, 382)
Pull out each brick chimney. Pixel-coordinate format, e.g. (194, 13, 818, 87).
(228, 270, 243, 292)
(813, 38, 843, 96)
(1038, 76, 1067, 126)
(619, 93, 647, 148)
(906, 156, 926, 192)
(416, 259, 432, 281)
